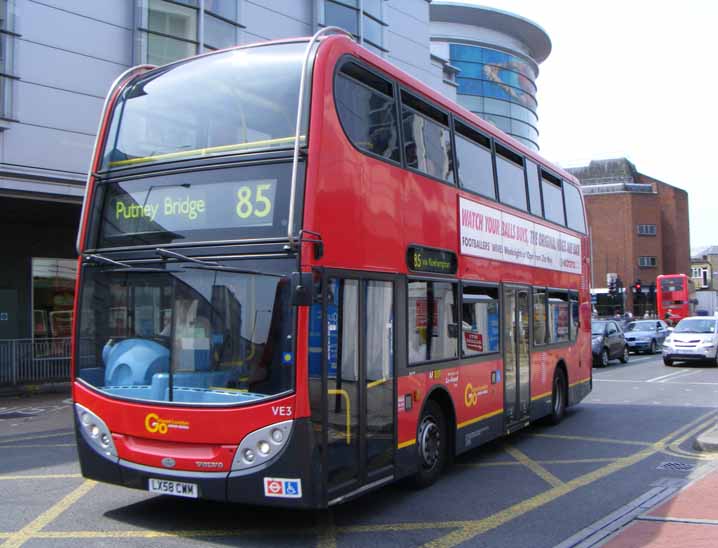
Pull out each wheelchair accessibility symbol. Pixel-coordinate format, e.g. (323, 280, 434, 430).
(264, 477, 302, 499)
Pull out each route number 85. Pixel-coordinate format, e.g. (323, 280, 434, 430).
(236, 183, 272, 219)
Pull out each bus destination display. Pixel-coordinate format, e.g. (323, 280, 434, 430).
(99, 178, 281, 246)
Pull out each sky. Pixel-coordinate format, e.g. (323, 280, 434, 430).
(461, 0, 717, 251)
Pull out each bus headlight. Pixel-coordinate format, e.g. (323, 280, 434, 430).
(232, 420, 293, 472)
(75, 403, 118, 461)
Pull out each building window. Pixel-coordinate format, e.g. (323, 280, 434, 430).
(322, 0, 386, 51)
(639, 256, 657, 268)
(32, 259, 77, 339)
(692, 266, 710, 287)
(136, 0, 243, 65)
(0, 0, 17, 120)
(637, 224, 657, 236)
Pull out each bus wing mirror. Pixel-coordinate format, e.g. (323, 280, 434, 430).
(290, 272, 315, 306)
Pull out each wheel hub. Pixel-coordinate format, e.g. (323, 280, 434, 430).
(419, 417, 440, 469)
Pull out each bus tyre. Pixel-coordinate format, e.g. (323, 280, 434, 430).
(548, 368, 567, 425)
(412, 400, 447, 489)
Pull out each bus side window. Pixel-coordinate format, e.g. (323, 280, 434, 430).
(335, 62, 400, 163)
(495, 143, 527, 211)
(461, 285, 499, 356)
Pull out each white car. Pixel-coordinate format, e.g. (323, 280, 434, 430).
(662, 316, 718, 366)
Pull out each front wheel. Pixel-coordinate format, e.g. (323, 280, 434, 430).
(600, 348, 609, 367)
(649, 340, 656, 354)
(547, 368, 567, 425)
(411, 400, 447, 488)
(663, 357, 673, 366)
(619, 346, 629, 364)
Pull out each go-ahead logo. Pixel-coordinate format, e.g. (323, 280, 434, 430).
(464, 383, 489, 407)
(144, 413, 190, 434)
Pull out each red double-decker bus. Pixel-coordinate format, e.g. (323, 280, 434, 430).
(657, 274, 696, 325)
(72, 29, 592, 508)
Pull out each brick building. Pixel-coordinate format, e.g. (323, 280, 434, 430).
(568, 158, 690, 316)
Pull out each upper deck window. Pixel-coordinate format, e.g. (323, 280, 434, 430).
(541, 171, 565, 226)
(495, 143, 527, 211)
(455, 120, 495, 199)
(563, 182, 586, 233)
(401, 90, 454, 183)
(335, 62, 400, 163)
(101, 42, 307, 171)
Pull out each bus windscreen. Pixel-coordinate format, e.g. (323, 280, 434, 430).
(100, 41, 308, 170)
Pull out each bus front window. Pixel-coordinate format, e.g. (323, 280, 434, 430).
(76, 262, 294, 405)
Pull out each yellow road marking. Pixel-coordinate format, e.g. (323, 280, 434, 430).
(0, 474, 81, 481)
(2, 412, 715, 547)
(1, 479, 95, 548)
(503, 445, 564, 488)
(461, 457, 624, 468)
(531, 433, 653, 446)
(419, 410, 718, 548)
(0, 431, 74, 444)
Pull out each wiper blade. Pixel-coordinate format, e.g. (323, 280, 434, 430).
(156, 247, 219, 266)
(180, 264, 283, 277)
(85, 253, 131, 268)
(85, 253, 165, 273)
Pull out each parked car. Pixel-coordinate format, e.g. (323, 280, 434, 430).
(624, 320, 670, 354)
(662, 316, 718, 366)
(592, 319, 629, 367)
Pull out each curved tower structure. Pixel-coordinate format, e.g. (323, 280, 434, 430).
(430, 2, 551, 150)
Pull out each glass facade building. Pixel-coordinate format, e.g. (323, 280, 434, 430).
(430, 2, 551, 151)
(450, 44, 539, 150)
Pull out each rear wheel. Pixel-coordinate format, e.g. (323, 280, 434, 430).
(663, 357, 673, 366)
(649, 340, 656, 354)
(411, 400, 447, 488)
(548, 368, 567, 425)
(619, 345, 629, 363)
(600, 348, 609, 367)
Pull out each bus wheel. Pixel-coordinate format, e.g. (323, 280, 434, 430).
(548, 368, 567, 425)
(412, 400, 447, 488)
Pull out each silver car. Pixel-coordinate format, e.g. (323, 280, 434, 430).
(662, 316, 718, 366)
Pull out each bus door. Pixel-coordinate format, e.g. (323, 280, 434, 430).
(502, 285, 531, 425)
(315, 274, 396, 503)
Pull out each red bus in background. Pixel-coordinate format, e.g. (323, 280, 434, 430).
(72, 29, 592, 508)
(657, 274, 696, 325)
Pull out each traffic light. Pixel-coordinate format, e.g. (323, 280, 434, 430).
(648, 283, 656, 296)
(608, 279, 617, 295)
(633, 279, 642, 294)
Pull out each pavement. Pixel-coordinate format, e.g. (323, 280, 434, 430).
(595, 425, 718, 548)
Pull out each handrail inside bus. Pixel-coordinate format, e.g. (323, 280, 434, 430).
(288, 26, 354, 248)
(107, 135, 305, 168)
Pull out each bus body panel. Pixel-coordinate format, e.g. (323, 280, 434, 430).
(73, 35, 591, 508)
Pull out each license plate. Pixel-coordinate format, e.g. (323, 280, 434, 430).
(148, 478, 198, 498)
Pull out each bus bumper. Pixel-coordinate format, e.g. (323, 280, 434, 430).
(75, 417, 323, 508)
